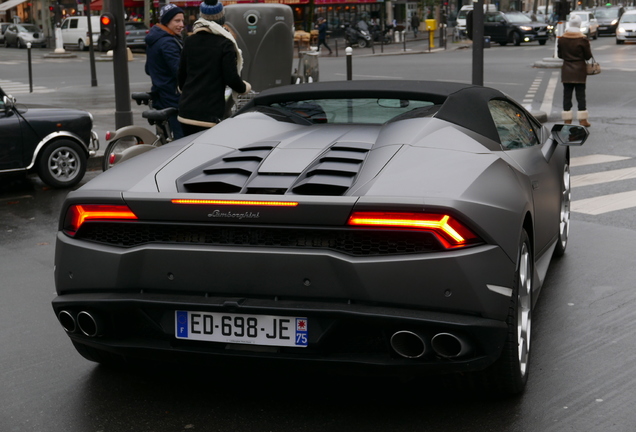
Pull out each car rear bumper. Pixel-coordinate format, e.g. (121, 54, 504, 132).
(52, 292, 508, 374)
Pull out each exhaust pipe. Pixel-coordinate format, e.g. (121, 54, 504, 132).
(58, 310, 76, 333)
(390, 330, 426, 359)
(77, 311, 103, 337)
(431, 333, 471, 358)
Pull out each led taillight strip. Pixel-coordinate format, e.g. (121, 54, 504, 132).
(63, 204, 138, 236)
(347, 211, 478, 248)
(171, 199, 298, 207)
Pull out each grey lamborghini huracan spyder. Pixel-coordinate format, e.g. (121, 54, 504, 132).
(53, 81, 588, 394)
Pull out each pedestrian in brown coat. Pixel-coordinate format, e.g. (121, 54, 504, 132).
(557, 15, 593, 127)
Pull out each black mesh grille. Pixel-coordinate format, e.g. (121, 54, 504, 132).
(76, 222, 445, 256)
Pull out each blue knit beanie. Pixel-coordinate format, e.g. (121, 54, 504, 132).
(160, 4, 184, 26)
(200, 0, 225, 24)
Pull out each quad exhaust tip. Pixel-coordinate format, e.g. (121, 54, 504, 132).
(58, 310, 76, 333)
(390, 331, 472, 359)
(390, 331, 426, 359)
(76, 311, 103, 337)
(431, 333, 471, 358)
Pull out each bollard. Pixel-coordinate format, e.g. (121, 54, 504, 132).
(346, 47, 352, 80)
(335, 39, 339, 57)
(428, 28, 434, 50)
(27, 42, 33, 93)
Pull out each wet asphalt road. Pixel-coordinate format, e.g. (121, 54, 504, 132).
(3, 171, 636, 431)
(2, 38, 636, 431)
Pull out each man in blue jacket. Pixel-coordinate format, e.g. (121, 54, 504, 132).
(145, 4, 185, 139)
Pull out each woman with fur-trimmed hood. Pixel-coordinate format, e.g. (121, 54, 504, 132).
(557, 15, 593, 127)
(177, 0, 251, 136)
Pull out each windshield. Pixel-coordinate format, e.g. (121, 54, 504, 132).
(19, 25, 40, 32)
(261, 98, 438, 125)
(458, 9, 470, 19)
(505, 12, 533, 23)
(621, 13, 636, 23)
(595, 9, 619, 18)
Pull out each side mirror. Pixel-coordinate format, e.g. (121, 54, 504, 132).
(551, 124, 588, 146)
(2, 94, 16, 112)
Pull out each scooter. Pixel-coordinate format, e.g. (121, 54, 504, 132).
(342, 22, 372, 48)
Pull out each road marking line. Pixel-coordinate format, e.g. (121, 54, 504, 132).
(572, 167, 636, 187)
(571, 154, 631, 167)
(571, 190, 636, 215)
(538, 71, 559, 117)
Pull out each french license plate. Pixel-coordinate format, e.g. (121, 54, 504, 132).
(599, 26, 608, 30)
(538, 31, 546, 36)
(175, 310, 308, 347)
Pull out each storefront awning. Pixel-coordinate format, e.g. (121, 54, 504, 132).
(90, 0, 145, 11)
(0, 0, 30, 12)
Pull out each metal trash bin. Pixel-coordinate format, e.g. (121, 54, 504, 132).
(298, 50, 319, 83)
(224, 4, 294, 92)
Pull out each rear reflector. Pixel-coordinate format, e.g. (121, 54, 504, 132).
(63, 204, 138, 236)
(347, 211, 479, 248)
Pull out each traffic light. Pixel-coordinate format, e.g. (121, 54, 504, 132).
(99, 13, 117, 51)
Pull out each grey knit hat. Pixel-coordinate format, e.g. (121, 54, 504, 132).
(200, 0, 225, 24)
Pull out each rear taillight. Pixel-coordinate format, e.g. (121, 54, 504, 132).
(105, 131, 112, 141)
(347, 211, 480, 249)
(63, 204, 137, 237)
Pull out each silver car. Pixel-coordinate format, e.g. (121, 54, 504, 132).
(4, 23, 47, 48)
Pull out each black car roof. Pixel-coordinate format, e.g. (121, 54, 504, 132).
(246, 80, 507, 143)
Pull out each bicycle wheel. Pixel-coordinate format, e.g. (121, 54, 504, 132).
(102, 136, 141, 171)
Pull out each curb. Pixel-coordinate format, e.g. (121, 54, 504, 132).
(88, 156, 103, 172)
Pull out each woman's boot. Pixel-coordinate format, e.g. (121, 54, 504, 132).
(562, 111, 573, 124)
(578, 110, 591, 127)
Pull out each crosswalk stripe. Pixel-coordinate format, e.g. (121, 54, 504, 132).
(0, 79, 55, 94)
(570, 154, 636, 215)
(571, 154, 631, 167)
(572, 167, 636, 187)
(571, 190, 636, 215)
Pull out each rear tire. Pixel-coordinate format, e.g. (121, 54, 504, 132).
(483, 229, 533, 394)
(37, 139, 87, 188)
(554, 163, 570, 257)
(616, 38, 624, 44)
(78, 39, 86, 51)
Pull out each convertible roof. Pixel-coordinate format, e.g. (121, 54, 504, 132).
(244, 80, 507, 143)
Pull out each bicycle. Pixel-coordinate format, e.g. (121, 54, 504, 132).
(102, 92, 177, 171)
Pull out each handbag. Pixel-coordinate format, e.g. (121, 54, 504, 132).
(586, 57, 601, 75)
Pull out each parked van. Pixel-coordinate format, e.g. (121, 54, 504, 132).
(60, 16, 101, 51)
(456, 4, 497, 37)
